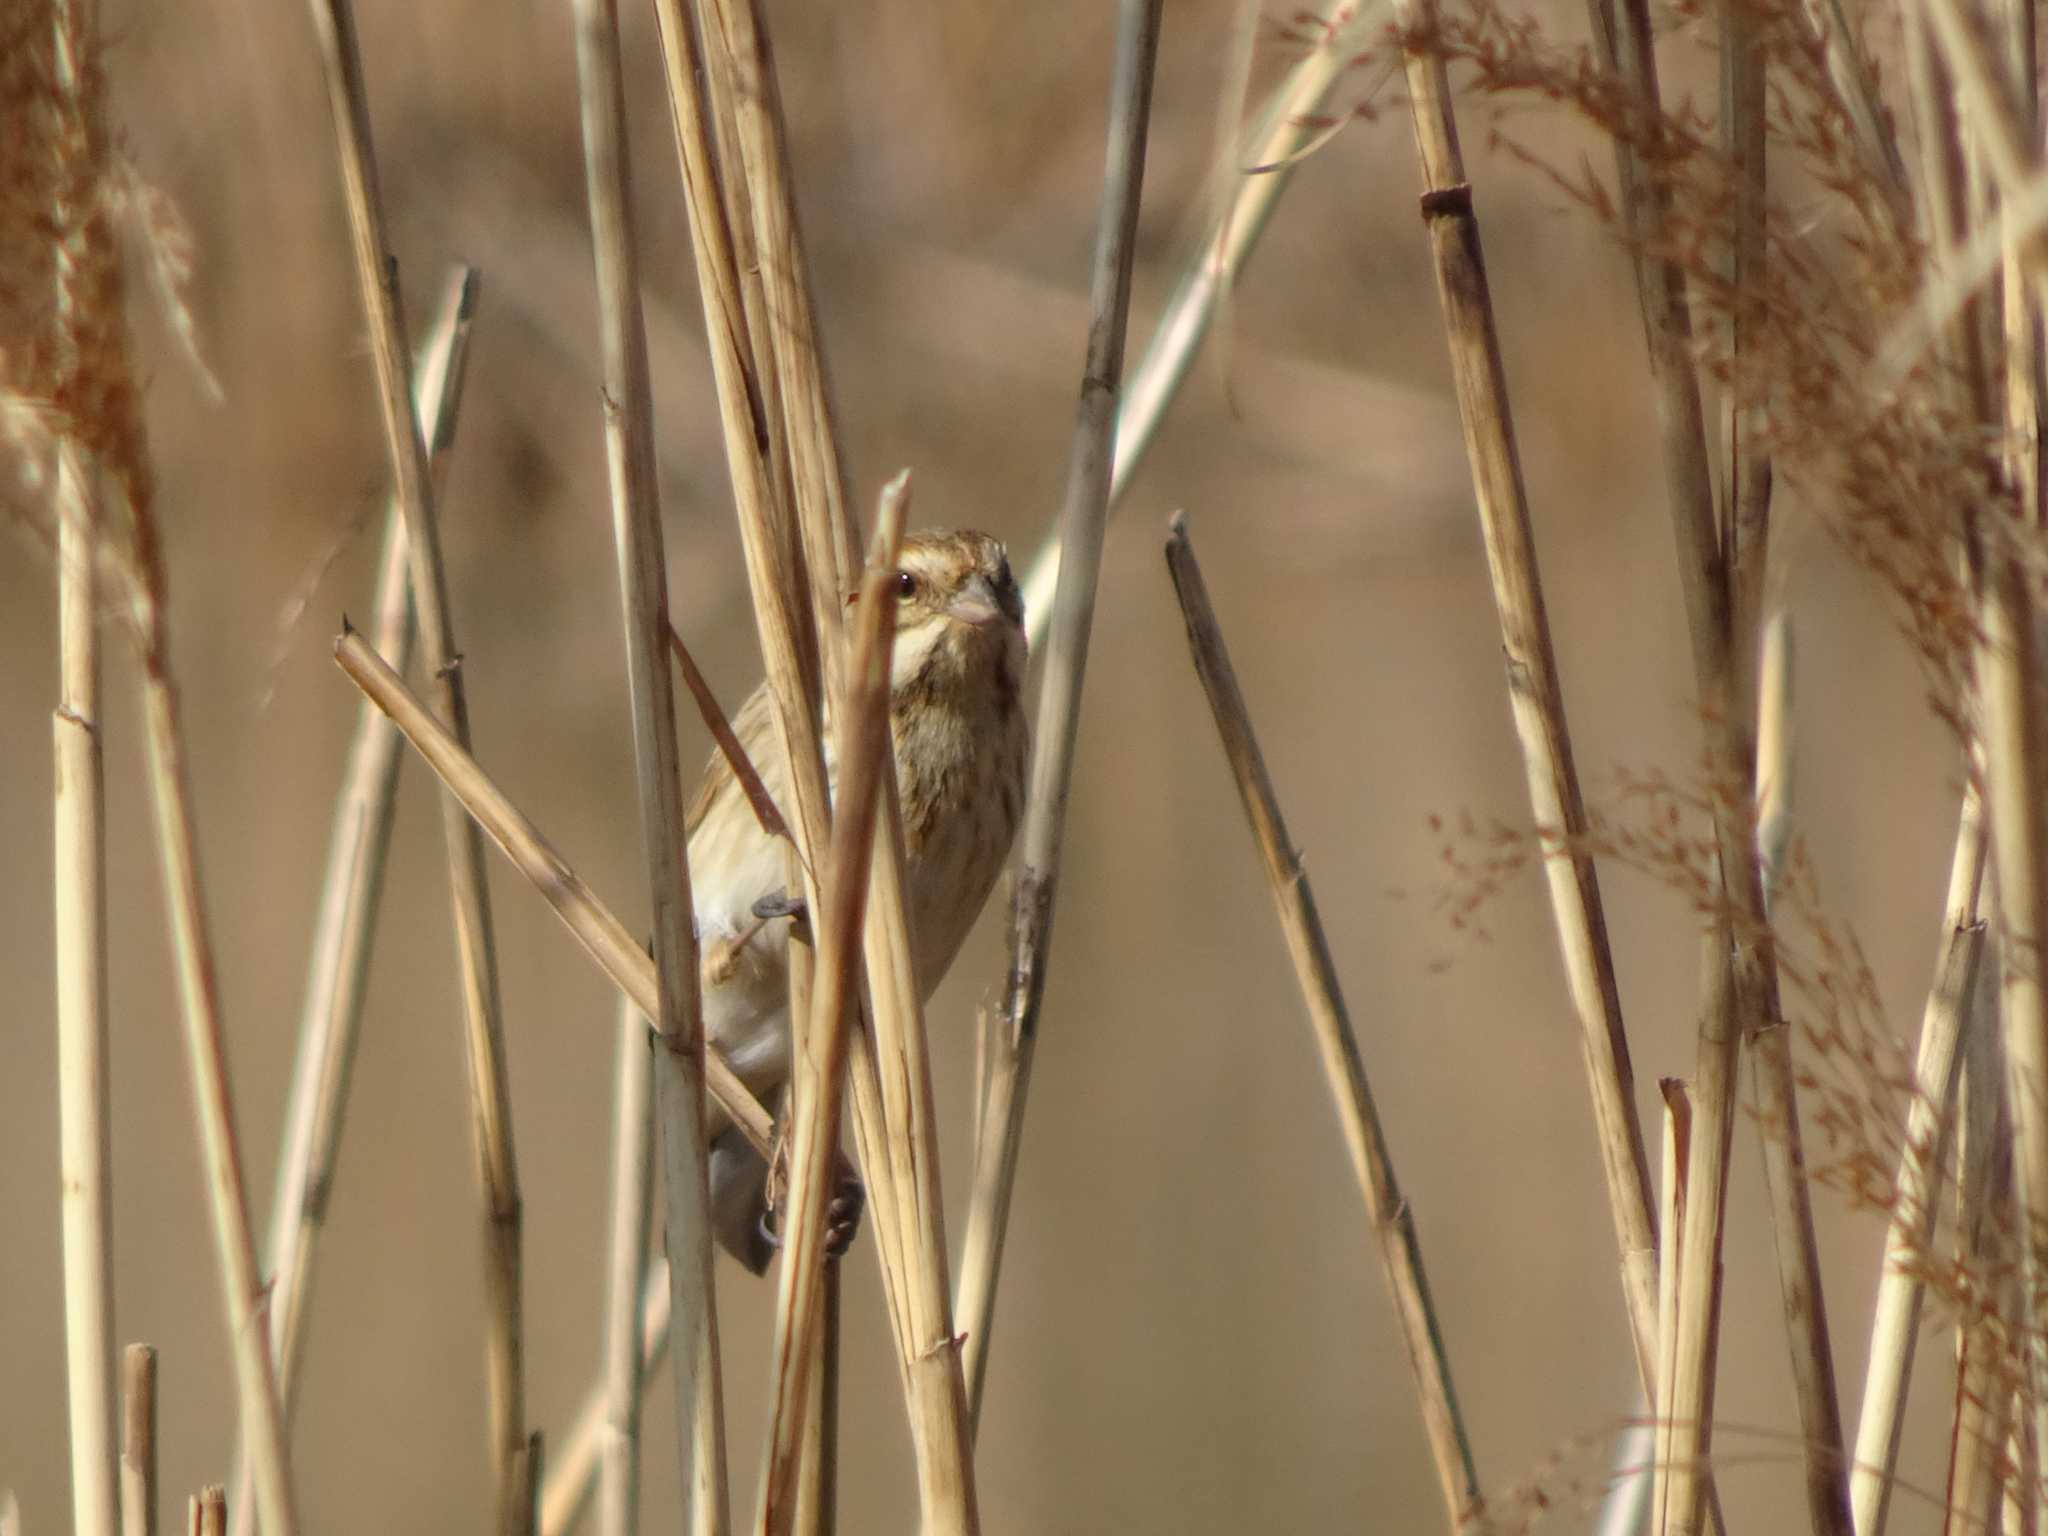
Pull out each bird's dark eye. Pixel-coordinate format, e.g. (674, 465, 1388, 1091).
(894, 570, 919, 600)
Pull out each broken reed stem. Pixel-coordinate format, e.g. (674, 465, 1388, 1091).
(297, 0, 527, 1518)
(757, 487, 908, 1536)
(137, 613, 299, 1536)
(121, 1345, 156, 1536)
(332, 630, 777, 1155)
(1850, 787, 1987, 1536)
(791, 1264, 840, 1536)
(231, 266, 477, 1536)
(1018, 0, 1376, 638)
(49, 0, 117, 1521)
(567, 0, 732, 1521)
(957, 0, 1163, 1430)
(1386, 0, 1660, 1406)
(599, 997, 655, 1536)
(1166, 514, 1485, 1532)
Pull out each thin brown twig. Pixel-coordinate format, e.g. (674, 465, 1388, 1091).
(296, 0, 528, 1515)
(1166, 512, 1485, 1533)
(791, 1262, 839, 1536)
(957, 0, 1165, 1430)
(231, 265, 477, 1536)
(667, 625, 790, 844)
(567, 0, 732, 1519)
(688, 3, 980, 1514)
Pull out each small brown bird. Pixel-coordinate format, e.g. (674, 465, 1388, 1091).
(688, 528, 1029, 1271)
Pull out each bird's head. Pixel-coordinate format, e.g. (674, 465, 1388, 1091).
(860, 528, 1026, 705)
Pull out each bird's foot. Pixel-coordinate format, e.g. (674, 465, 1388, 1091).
(751, 890, 812, 947)
(757, 1162, 866, 1265)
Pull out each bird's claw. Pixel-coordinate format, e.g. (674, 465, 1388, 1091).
(751, 891, 812, 945)
(756, 1168, 866, 1265)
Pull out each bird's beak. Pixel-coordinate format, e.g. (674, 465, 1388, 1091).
(945, 575, 1004, 628)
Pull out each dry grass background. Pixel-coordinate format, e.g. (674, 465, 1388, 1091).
(0, 0, 1974, 1529)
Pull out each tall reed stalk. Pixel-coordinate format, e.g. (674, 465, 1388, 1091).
(956, 0, 1163, 1425)
(229, 266, 477, 1536)
(296, 0, 529, 1518)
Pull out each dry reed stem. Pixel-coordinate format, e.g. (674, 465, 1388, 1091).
(756, 488, 908, 1536)
(1386, 0, 1660, 1406)
(791, 1261, 839, 1536)
(54, 443, 116, 1536)
(332, 630, 777, 1154)
(689, 5, 979, 1512)
(650, 0, 928, 1436)
(956, 0, 1163, 1431)
(567, 0, 734, 1520)
(1018, 0, 1378, 639)
(188, 1489, 223, 1536)
(120, 1345, 155, 1536)
(231, 266, 476, 1536)
(651, 0, 969, 1516)
(1166, 513, 1485, 1532)
(297, 0, 528, 1518)
(599, 998, 655, 1536)
(1850, 788, 1987, 1534)
(48, 0, 117, 1520)
(1651, 1081, 1690, 1536)
(138, 623, 299, 1536)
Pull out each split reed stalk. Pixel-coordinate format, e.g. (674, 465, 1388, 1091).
(1850, 789, 1987, 1535)
(567, 0, 734, 1519)
(49, 0, 116, 1524)
(230, 266, 476, 1536)
(120, 1345, 155, 1536)
(1166, 514, 1485, 1533)
(331, 630, 777, 1154)
(297, 0, 527, 1518)
(688, 4, 982, 1511)
(1385, 0, 1659, 1405)
(957, 0, 1163, 1428)
(757, 491, 908, 1536)
(599, 999, 655, 1536)
(645, 0, 979, 1519)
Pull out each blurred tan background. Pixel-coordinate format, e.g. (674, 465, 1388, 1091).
(1, 0, 1976, 1530)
